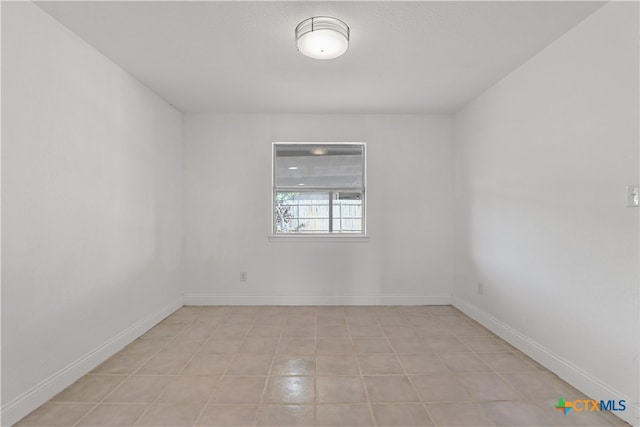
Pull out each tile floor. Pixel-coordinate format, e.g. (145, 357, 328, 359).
(15, 305, 629, 427)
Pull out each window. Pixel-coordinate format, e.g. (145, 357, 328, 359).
(273, 143, 365, 235)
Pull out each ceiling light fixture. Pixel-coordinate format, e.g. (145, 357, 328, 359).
(288, 166, 299, 170)
(311, 147, 328, 155)
(295, 16, 349, 60)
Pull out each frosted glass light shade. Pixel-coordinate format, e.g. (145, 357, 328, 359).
(295, 17, 349, 60)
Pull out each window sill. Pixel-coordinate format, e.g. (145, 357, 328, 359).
(268, 234, 369, 243)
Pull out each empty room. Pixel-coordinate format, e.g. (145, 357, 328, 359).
(2, 1, 638, 426)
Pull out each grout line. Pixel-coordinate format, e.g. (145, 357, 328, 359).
(71, 310, 196, 427)
(380, 310, 438, 427)
(345, 307, 378, 427)
(130, 309, 207, 427)
(253, 310, 286, 427)
(174, 312, 229, 427)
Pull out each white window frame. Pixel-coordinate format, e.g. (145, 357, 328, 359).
(269, 142, 368, 242)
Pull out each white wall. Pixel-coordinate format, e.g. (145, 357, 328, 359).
(1, 3, 183, 424)
(453, 2, 639, 425)
(183, 114, 453, 305)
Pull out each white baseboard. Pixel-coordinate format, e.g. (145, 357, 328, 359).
(1, 296, 184, 427)
(452, 295, 639, 427)
(183, 294, 452, 306)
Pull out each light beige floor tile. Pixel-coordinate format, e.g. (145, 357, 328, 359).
(388, 337, 432, 353)
(316, 404, 374, 426)
(193, 321, 222, 332)
(256, 405, 314, 427)
(372, 403, 433, 426)
(226, 354, 273, 375)
(181, 354, 233, 376)
(316, 376, 367, 403)
(76, 403, 147, 426)
(210, 376, 267, 404)
(345, 316, 378, 326)
(239, 338, 279, 354)
(51, 375, 125, 403)
(282, 325, 315, 338)
(196, 404, 259, 426)
(481, 400, 551, 426)
(221, 317, 255, 327)
(249, 324, 283, 338)
(270, 355, 315, 376)
(91, 353, 148, 375)
(477, 351, 538, 372)
(348, 324, 383, 337)
(382, 325, 419, 338)
(358, 354, 404, 375)
(180, 324, 215, 339)
(501, 371, 583, 400)
(200, 338, 244, 354)
(426, 336, 470, 353)
(436, 317, 476, 329)
(415, 325, 450, 337)
(439, 352, 492, 373)
(411, 374, 472, 403)
(316, 355, 360, 375)
(445, 323, 489, 336)
(212, 324, 252, 338)
(160, 336, 206, 354)
(316, 316, 347, 326)
(263, 376, 315, 404)
(398, 353, 449, 375)
(136, 352, 192, 375)
(157, 375, 219, 403)
(137, 403, 205, 426)
(316, 338, 353, 354)
(459, 336, 511, 352)
(277, 339, 316, 355)
(405, 315, 436, 327)
(363, 376, 420, 403)
(457, 373, 519, 401)
(104, 375, 172, 403)
(427, 402, 492, 426)
(352, 338, 393, 353)
(377, 315, 412, 327)
(316, 324, 349, 337)
(254, 315, 287, 326)
(15, 403, 93, 426)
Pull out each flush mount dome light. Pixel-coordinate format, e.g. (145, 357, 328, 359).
(295, 16, 349, 60)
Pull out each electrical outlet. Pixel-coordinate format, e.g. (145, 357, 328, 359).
(240, 272, 248, 282)
(478, 282, 484, 295)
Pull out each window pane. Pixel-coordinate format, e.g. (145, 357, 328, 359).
(332, 192, 363, 233)
(275, 192, 330, 233)
(275, 144, 363, 189)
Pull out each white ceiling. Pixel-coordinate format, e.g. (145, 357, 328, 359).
(35, 1, 604, 114)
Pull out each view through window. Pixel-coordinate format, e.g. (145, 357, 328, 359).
(273, 143, 365, 234)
